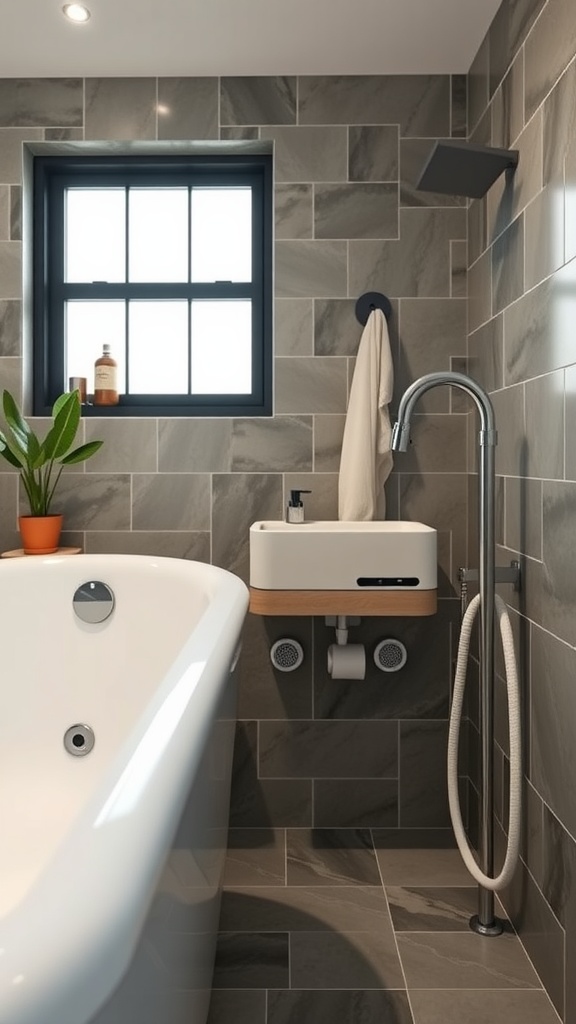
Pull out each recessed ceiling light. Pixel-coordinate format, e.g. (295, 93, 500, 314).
(62, 3, 91, 23)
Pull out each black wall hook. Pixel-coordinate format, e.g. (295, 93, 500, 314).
(355, 291, 392, 326)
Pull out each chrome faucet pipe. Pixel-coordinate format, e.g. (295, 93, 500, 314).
(392, 371, 500, 935)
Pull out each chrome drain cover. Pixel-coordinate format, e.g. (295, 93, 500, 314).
(63, 724, 95, 756)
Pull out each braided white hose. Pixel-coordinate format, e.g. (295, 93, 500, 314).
(447, 593, 521, 890)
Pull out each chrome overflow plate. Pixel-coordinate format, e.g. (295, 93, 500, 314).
(63, 724, 95, 757)
(73, 581, 115, 623)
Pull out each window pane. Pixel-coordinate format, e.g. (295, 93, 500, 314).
(191, 188, 252, 283)
(128, 301, 188, 394)
(65, 301, 126, 393)
(191, 300, 252, 394)
(65, 189, 126, 283)
(129, 189, 188, 282)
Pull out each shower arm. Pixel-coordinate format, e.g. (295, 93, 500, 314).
(392, 371, 499, 935)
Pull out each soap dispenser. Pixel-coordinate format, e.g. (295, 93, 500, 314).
(286, 489, 311, 524)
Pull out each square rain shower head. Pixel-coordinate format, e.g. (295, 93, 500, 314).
(416, 139, 519, 199)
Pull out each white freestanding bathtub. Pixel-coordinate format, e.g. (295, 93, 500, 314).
(0, 553, 248, 1024)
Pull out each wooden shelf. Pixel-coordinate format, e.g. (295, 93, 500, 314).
(1, 546, 82, 558)
(249, 587, 437, 617)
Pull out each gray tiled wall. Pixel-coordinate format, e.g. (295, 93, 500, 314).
(466, 0, 576, 1019)
(0, 77, 467, 858)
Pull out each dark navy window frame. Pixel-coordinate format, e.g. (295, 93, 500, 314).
(32, 154, 273, 417)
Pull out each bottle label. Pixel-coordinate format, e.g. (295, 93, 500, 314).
(95, 365, 117, 390)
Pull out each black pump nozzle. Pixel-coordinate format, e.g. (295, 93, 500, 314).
(288, 489, 311, 507)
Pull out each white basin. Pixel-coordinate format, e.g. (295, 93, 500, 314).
(249, 520, 437, 591)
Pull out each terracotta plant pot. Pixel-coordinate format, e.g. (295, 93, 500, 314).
(18, 514, 63, 555)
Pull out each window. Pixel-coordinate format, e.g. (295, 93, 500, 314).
(32, 154, 273, 416)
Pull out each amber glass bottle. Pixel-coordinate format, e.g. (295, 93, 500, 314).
(93, 344, 119, 406)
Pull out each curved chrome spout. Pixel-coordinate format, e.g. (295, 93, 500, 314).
(392, 371, 499, 934)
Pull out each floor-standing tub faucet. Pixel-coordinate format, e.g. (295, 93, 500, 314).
(392, 371, 507, 936)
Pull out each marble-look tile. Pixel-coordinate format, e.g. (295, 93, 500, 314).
(489, 0, 547, 97)
(212, 473, 282, 580)
(488, 111, 542, 245)
(275, 185, 312, 239)
(44, 127, 84, 141)
(54, 473, 131, 529)
(348, 126, 399, 182)
(212, 932, 289, 988)
(157, 78, 218, 140)
(84, 79, 156, 140)
(524, 371, 564, 480)
(373, 844, 472, 887)
(0, 356, 22, 404)
(0, 187, 9, 240)
(492, 214, 524, 314)
(259, 721, 398, 780)
(396, 298, 466, 413)
(349, 208, 466, 299)
(275, 357, 347, 414)
(230, 722, 312, 828)
(504, 261, 576, 384)
(0, 299, 20, 356)
(451, 75, 467, 138)
(84, 530, 210, 560)
(313, 780, 399, 829)
(0, 128, 43, 182)
(387, 886, 478, 931)
(399, 474, 467, 575)
(219, 884, 391, 933)
(469, 106, 491, 147)
(397, 930, 541, 989)
(285, 828, 381, 886)
(541, 804, 576, 928)
(158, 418, 232, 472)
(268, 989, 413, 1024)
(400, 139, 466, 208)
(399, 721, 451, 828)
(542, 59, 576, 188)
(314, 183, 398, 240)
(207, 990, 266, 1024)
(451, 240, 467, 297)
(0, 241, 21, 298)
(389, 415, 466, 475)
(132, 473, 210, 530)
(263, 126, 347, 183)
(565, 134, 576, 263)
(275, 299, 313, 356)
(468, 195, 488, 267)
(531, 621, 576, 834)
(290, 929, 404, 989)
(491, 50, 524, 149)
(314, 299, 359, 357)
(505, 477, 542, 559)
(521, 781, 545, 886)
(237, 614, 312, 721)
(313, 414, 345, 472)
(410, 989, 561, 1024)
(223, 829, 286, 887)
(283, 472, 338, 520)
(0, 472, 19, 553)
(231, 416, 312, 472)
(540, 481, 576, 645)
(525, 0, 576, 120)
(468, 315, 504, 394)
(219, 127, 259, 140)
(298, 76, 450, 136)
(0, 79, 82, 128)
(566, 364, 576, 481)
(468, 33, 489, 135)
(10, 185, 20, 241)
(220, 77, 296, 126)
(525, 180, 565, 290)
(275, 241, 347, 299)
(84, 419, 157, 472)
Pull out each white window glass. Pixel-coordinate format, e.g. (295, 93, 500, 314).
(129, 188, 188, 283)
(128, 301, 188, 394)
(65, 189, 126, 283)
(191, 300, 252, 394)
(65, 301, 126, 392)
(191, 188, 252, 283)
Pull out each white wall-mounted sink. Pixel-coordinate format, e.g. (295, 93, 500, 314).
(249, 520, 437, 591)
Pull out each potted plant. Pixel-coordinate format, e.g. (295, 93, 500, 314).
(0, 389, 103, 554)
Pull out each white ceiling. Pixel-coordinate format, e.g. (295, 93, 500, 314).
(0, 0, 501, 78)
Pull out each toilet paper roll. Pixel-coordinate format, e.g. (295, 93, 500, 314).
(327, 643, 366, 680)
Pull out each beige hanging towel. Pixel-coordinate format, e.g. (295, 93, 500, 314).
(338, 307, 394, 521)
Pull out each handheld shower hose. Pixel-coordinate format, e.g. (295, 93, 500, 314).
(448, 593, 522, 890)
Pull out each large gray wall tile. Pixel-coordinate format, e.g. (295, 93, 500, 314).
(85, 530, 210, 560)
(85, 419, 157, 473)
(0, 129, 42, 182)
(157, 77, 218, 140)
(84, 78, 156, 140)
(231, 416, 312, 472)
(348, 126, 398, 182)
(221, 78, 296, 125)
(158, 419, 232, 472)
(0, 299, 20, 356)
(275, 241, 347, 299)
(489, 0, 547, 97)
(314, 183, 398, 240)
(275, 357, 347, 414)
(264, 127, 347, 183)
(55, 473, 131, 529)
(468, 33, 489, 134)
(259, 720, 398, 779)
(212, 473, 282, 581)
(0, 79, 82, 127)
(275, 299, 313, 356)
(397, 298, 467, 412)
(525, 0, 576, 119)
(531, 622, 576, 836)
(298, 76, 450, 136)
(132, 473, 210, 530)
(492, 214, 524, 313)
(542, 58, 576, 187)
(0, 242, 21, 298)
(524, 371, 564, 480)
(275, 185, 313, 240)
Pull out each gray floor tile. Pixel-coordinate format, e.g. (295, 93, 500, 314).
(290, 930, 405, 989)
(212, 932, 289, 989)
(286, 828, 381, 886)
(207, 989, 266, 1024)
(374, 847, 472, 886)
(267, 989, 414, 1024)
(397, 931, 542, 989)
(387, 886, 479, 931)
(409, 989, 560, 1024)
(219, 886, 391, 933)
(223, 829, 286, 887)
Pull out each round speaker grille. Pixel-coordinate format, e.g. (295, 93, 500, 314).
(374, 638, 407, 673)
(270, 638, 304, 672)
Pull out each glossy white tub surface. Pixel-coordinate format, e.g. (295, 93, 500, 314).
(0, 553, 248, 1024)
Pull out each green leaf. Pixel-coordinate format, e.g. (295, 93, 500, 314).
(2, 390, 31, 445)
(60, 440, 103, 464)
(43, 391, 80, 460)
(0, 431, 24, 468)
